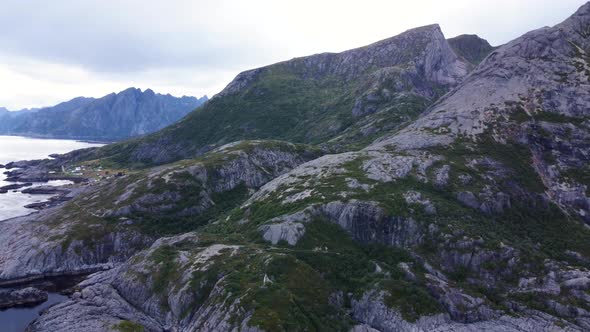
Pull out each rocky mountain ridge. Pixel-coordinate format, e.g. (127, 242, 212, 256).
(81, 24, 486, 166)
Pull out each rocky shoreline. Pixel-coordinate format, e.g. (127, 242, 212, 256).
(0, 273, 90, 311)
(2, 158, 88, 184)
(0, 183, 33, 193)
(0, 267, 109, 289)
(0, 156, 88, 214)
(0, 287, 48, 309)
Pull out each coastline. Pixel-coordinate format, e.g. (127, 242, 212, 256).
(0, 133, 114, 145)
(0, 136, 103, 221)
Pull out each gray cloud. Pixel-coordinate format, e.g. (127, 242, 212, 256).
(0, 0, 278, 73)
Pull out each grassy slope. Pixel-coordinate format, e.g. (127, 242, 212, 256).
(86, 33, 459, 168)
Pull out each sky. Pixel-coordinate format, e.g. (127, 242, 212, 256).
(0, 0, 586, 110)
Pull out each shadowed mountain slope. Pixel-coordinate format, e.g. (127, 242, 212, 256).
(0, 88, 207, 141)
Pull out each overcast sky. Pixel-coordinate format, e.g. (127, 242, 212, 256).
(0, 0, 586, 110)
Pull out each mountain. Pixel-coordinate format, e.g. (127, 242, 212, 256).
(86, 24, 491, 165)
(448, 34, 497, 65)
(2, 3, 590, 332)
(0, 88, 208, 141)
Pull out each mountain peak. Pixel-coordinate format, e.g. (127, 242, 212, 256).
(557, 1, 590, 35)
(573, 1, 590, 17)
(119, 87, 142, 95)
(447, 34, 495, 64)
(400, 23, 442, 35)
(218, 22, 467, 98)
(373, 0, 590, 151)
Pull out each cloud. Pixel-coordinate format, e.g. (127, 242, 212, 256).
(0, 0, 282, 73)
(0, 0, 586, 109)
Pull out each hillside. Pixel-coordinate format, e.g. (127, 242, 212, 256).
(84, 24, 497, 165)
(0, 88, 207, 141)
(1, 3, 590, 332)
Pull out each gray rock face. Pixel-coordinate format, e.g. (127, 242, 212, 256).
(0, 88, 207, 141)
(260, 221, 306, 245)
(370, 2, 590, 222)
(320, 201, 425, 248)
(257, 200, 425, 248)
(26, 277, 164, 332)
(0, 206, 150, 284)
(352, 290, 582, 332)
(372, 3, 590, 149)
(104, 141, 321, 220)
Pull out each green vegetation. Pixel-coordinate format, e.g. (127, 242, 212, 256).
(507, 100, 587, 126)
(112, 321, 144, 332)
(205, 217, 442, 325)
(427, 134, 546, 193)
(150, 245, 180, 295)
(534, 111, 586, 125)
(382, 279, 442, 322)
(129, 182, 250, 236)
(561, 165, 590, 195)
(328, 95, 430, 150)
(246, 255, 348, 331)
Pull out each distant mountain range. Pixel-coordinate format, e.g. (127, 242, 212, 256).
(0, 88, 208, 141)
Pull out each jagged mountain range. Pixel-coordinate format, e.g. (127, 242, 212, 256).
(0, 88, 208, 141)
(2, 3, 590, 332)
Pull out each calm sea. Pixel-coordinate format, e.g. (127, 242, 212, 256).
(0, 136, 103, 221)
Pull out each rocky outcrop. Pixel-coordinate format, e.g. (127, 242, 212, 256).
(102, 140, 321, 220)
(257, 200, 426, 248)
(220, 24, 469, 94)
(351, 290, 582, 332)
(229, 4, 590, 329)
(21, 186, 68, 195)
(0, 213, 150, 284)
(0, 182, 32, 191)
(0, 287, 48, 309)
